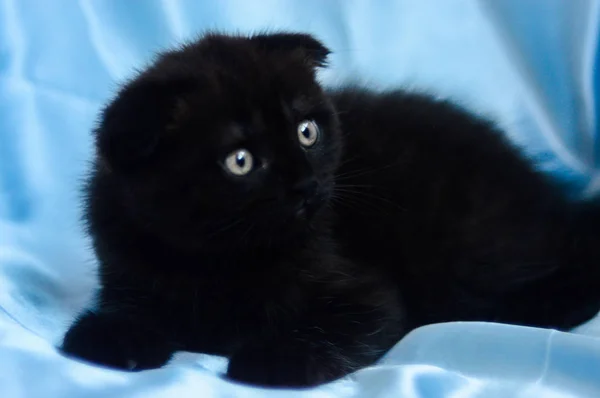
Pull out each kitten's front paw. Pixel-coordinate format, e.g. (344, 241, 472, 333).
(226, 340, 345, 387)
(61, 311, 172, 371)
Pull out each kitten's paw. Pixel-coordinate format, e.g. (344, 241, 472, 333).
(61, 311, 172, 371)
(226, 340, 345, 387)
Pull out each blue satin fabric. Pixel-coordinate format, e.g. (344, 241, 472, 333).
(1, 1, 599, 397)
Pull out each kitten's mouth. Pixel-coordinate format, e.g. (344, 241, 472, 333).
(295, 204, 311, 218)
(294, 190, 328, 220)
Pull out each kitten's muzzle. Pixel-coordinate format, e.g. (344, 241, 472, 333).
(292, 178, 323, 218)
(293, 178, 318, 199)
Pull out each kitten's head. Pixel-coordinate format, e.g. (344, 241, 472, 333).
(94, 32, 341, 251)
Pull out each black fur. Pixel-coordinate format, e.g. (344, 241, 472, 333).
(61, 32, 600, 387)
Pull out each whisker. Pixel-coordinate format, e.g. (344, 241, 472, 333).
(336, 155, 364, 168)
(207, 216, 246, 237)
(239, 221, 256, 243)
(334, 167, 379, 181)
(334, 183, 377, 189)
(333, 188, 406, 212)
(331, 194, 393, 216)
(335, 157, 409, 182)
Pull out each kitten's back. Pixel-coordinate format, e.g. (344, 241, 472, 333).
(328, 87, 596, 328)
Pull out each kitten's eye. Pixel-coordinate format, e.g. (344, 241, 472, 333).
(297, 120, 319, 147)
(224, 149, 254, 176)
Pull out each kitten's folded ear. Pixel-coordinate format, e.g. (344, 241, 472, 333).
(252, 32, 331, 68)
(95, 78, 191, 172)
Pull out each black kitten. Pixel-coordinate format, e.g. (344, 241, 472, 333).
(62, 32, 600, 387)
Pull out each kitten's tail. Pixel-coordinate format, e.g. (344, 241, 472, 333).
(505, 197, 600, 330)
(532, 198, 600, 330)
(571, 199, 600, 270)
(562, 198, 600, 327)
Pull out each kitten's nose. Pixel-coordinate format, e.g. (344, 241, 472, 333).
(292, 178, 318, 200)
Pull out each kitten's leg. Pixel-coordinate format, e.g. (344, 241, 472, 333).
(61, 310, 174, 370)
(226, 288, 404, 387)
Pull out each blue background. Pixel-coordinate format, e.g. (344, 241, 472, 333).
(1, 1, 600, 397)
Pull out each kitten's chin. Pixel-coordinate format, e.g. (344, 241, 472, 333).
(295, 186, 331, 219)
(288, 200, 328, 233)
(294, 201, 317, 220)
